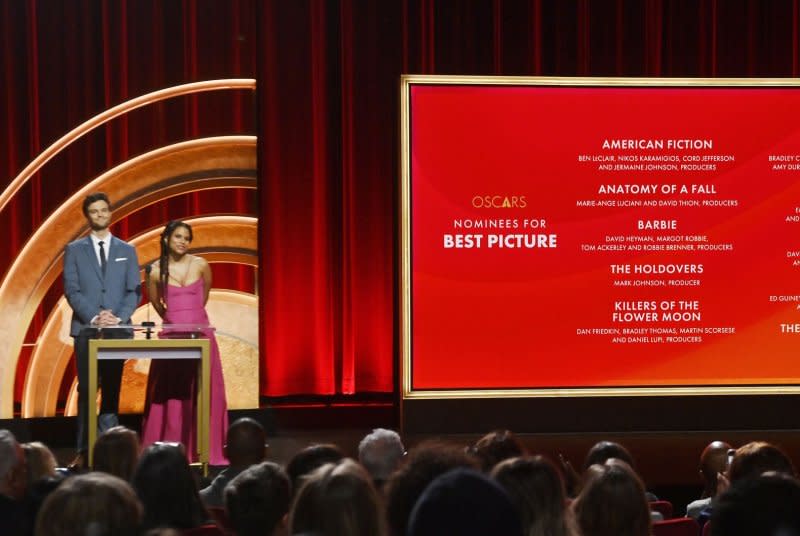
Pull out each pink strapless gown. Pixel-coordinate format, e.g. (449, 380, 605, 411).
(141, 278, 228, 465)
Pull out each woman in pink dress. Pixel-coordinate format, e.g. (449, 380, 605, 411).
(141, 220, 228, 465)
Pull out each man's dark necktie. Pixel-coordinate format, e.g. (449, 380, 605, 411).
(98, 240, 107, 275)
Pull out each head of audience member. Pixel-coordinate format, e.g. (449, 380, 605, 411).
(469, 429, 527, 473)
(728, 441, 795, 485)
(92, 426, 140, 482)
(408, 467, 522, 536)
(358, 428, 405, 489)
(582, 441, 636, 472)
(23, 441, 57, 487)
(35, 472, 142, 536)
(286, 443, 345, 494)
(225, 417, 268, 469)
(224, 461, 291, 536)
(288, 459, 385, 536)
(0, 429, 27, 501)
(26, 475, 65, 534)
(384, 440, 479, 536)
(572, 459, 651, 536)
(132, 442, 207, 531)
(712, 472, 800, 536)
(698, 440, 732, 498)
(492, 455, 576, 536)
(142, 529, 182, 536)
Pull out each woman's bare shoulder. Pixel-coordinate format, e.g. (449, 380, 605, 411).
(193, 255, 210, 270)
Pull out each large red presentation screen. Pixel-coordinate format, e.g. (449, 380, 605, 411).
(402, 77, 800, 396)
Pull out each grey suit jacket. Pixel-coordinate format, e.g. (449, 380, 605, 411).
(63, 235, 141, 337)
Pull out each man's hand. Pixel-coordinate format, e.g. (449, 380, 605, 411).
(716, 470, 730, 495)
(558, 452, 580, 497)
(96, 309, 121, 327)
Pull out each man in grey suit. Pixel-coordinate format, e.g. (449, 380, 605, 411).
(63, 192, 141, 465)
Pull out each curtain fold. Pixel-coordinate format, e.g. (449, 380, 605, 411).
(3, 1, 800, 403)
(257, 0, 799, 397)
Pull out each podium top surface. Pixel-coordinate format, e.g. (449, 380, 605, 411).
(88, 337, 211, 359)
(79, 323, 215, 339)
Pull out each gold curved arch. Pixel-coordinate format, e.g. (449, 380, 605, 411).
(0, 136, 256, 417)
(22, 216, 258, 417)
(0, 79, 256, 214)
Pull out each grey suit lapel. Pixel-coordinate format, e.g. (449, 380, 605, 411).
(106, 237, 121, 279)
(83, 236, 103, 281)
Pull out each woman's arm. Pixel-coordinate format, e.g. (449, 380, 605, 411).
(148, 263, 166, 318)
(200, 257, 212, 305)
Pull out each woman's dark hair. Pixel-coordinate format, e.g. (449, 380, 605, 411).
(712, 473, 800, 536)
(728, 441, 795, 484)
(158, 220, 193, 310)
(572, 460, 651, 536)
(22, 441, 58, 486)
(36, 472, 142, 536)
(469, 430, 526, 472)
(385, 440, 479, 536)
(93, 426, 140, 482)
(289, 459, 385, 536)
(492, 456, 576, 536)
(131, 442, 207, 531)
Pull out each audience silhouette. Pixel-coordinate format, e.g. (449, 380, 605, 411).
(3, 424, 800, 536)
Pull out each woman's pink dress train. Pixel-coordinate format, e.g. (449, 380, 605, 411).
(141, 278, 228, 465)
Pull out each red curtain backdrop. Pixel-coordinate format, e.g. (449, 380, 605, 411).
(3, 1, 800, 405)
(257, 0, 800, 397)
(0, 0, 256, 409)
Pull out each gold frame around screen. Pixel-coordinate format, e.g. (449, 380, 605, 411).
(400, 75, 800, 400)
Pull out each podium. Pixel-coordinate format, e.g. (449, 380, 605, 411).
(86, 329, 211, 469)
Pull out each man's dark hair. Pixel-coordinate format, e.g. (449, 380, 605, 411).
(224, 461, 290, 536)
(225, 418, 267, 467)
(712, 473, 800, 536)
(582, 441, 636, 471)
(286, 443, 345, 494)
(82, 192, 110, 216)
